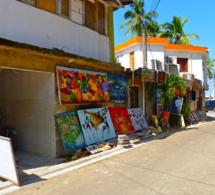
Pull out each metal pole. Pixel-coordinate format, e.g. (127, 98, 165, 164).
(213, 52, 215, 100)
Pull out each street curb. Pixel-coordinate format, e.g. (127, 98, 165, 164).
(0, 122, 210, 194)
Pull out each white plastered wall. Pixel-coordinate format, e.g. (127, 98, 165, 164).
(164, 50, 204, 80)
(0, 0, 110, 62)
(0, 70, 57, 158)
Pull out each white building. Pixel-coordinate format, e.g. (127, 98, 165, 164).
(115, 36, 208, 87)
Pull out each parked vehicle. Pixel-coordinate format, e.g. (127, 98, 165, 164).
(205, 100, 215, 112)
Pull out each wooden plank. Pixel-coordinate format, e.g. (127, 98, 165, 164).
(97, 1, 105, 34)
(85, 0, 96, 30)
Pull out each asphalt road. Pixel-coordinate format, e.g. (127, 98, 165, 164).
(6, 119, 215, 195)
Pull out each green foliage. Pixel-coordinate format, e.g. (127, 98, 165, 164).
(206, 57, 214, 79)
(181, 103, 191, 121)
(147, 74, 185, 111)
(146, 20, 164, 37)
(160, 16, 199, 45)
(120, 0, 158, 37)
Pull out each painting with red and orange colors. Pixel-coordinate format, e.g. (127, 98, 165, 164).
(108, 107, 135, 134)
(56, 66, 109, 104)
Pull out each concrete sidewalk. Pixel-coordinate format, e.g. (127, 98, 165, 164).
(1, 117, 214, 195)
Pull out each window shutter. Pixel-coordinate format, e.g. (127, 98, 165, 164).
(38, 0, 56, 14)
(61, 0, 70, 17)
(18, 0, 37, 6)
(97, 2, 105, 34)
(130, 52, 135, 70)
(85, 0, 96, 30)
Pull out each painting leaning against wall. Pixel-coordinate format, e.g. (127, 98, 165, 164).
(77, 107, 116, 145)
(55, 112, 86, 154)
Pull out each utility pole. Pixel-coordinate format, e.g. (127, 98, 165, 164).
(213, 52, 215, 100)
(142, 24, 147, 116)
(142, 27, 147, 68)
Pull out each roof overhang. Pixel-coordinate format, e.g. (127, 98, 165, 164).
(99, 0, 133, 9)
(0, 38, 125, 74)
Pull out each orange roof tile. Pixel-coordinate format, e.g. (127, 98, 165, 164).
(164, 44, 208, 52)
(115, 36, 169, 52)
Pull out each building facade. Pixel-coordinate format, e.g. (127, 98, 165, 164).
(0, 0, 132, 158)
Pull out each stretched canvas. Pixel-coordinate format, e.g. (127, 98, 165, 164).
(151, 115, 162, 132)
(191, 111, 200, 122)
(108, 107, 135, 134)
(159, 118, 168, 131)
(142, 68, 156, 82)
(187, 113, 198, 125)
(56, 66, 109, 104)
(127, 108, 148, 131)
(55, 112, 86, 154)
(107, 73, 128, 102)
(77, 107, 116, 145)
(197, 111, 206, 121)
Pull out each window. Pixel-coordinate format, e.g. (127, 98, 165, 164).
(38, 0, 56, 14)
(61, 0, 70, 18)
(85, 0, 96, 30)
(130, 52, 135, 70)
(71, 0, 83, 24)
(97, 1, 105, 34)
(177, 58, 188, 72)
(18, 0, 37, 6)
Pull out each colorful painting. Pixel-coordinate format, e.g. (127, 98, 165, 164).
(142, 68, 156, 82)
(151, 115, 162, 132)
(55, 112, 86, 154)
(132, 78, 141, 87)
(188, 113, 198, 125)
(157, 71, 166, 83)
(157, 103, 162, 118)
(77, 107, 116, 145)
(108, 107, 135, 134)
(127, 108, 148, 131)
(56, 66, 110, 104)
(191, 111, 200, 122)
(202, 111, 208, 121)
(197, 110, 206, 121)
(107, 73, 128, 102)
(159, 118, 168, 131)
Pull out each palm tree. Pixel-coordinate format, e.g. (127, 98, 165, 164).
(160, 16, 199, 45)
(120, 0, 158, 37)
(206, 57, 214, 79)
(146, 20, 163, 37)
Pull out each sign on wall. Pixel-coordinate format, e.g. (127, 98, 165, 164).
(56, 66, 110, 104)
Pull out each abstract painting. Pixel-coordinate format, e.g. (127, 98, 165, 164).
(56, 66, 109, 104)
(159, 118, 168, 131)
(55, 112, 86, 154)
(77, 107, 116, 145)
(142, 68, 156, 82)
(108, 107, 135, 134)
(127, 108, 148, 131)
(151, 115, 162, 133)
(107, 73, 128, 102)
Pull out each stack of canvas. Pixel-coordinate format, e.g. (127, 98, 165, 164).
(117, 135, 130, 148)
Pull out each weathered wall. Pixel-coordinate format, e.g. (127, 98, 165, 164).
(0, 0, 110, 62)
(0, 70, 57, 157)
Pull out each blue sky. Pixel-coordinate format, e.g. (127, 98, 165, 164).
(113, 0, 215, 96)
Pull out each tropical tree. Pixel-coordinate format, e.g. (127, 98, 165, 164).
(160, 16, 199, 45)
(206, 57, 214, 79)
(120, 0, 158, 37)
(146, 20, 163, 37)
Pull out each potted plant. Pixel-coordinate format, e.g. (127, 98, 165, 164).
(147, 74, 185, 123)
